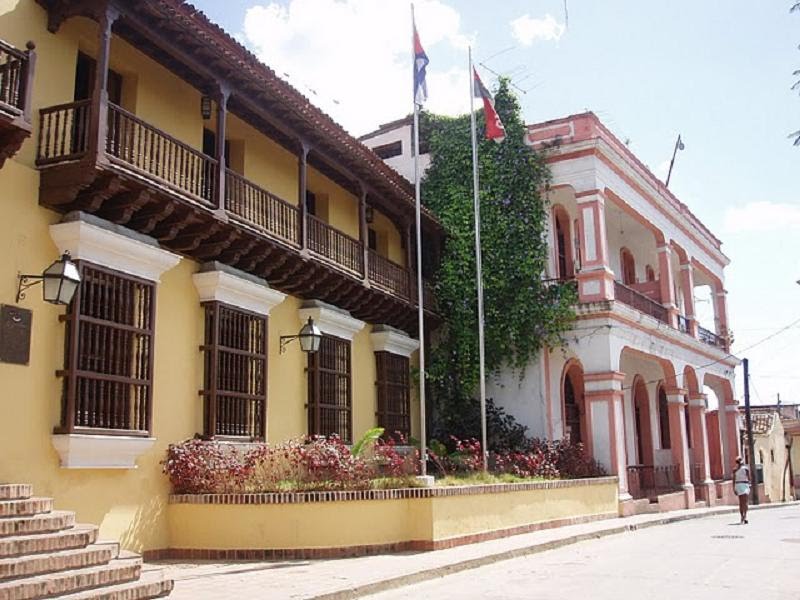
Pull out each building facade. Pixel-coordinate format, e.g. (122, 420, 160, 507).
(0, 0, 436, 553)
(363, 112, 741, 510)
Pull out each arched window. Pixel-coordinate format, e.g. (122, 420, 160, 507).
(658, 385, 671, 449)
(554, 206, 573, 279)
(645, 265, 655, 282)
(620, 247, 636, 285)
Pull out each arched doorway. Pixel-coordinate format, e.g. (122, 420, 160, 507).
(632, 376, 654, 467)
(562, 361, 585, 446)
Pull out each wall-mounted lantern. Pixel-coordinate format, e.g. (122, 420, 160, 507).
(200, 95, 213, 120)
(16, 253, 81, 306)
(280, 317, 322, 354)
(365, 205, 375, 224)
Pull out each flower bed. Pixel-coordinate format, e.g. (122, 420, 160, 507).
(162, 431, 605, 495)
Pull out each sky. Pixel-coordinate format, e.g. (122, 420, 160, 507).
(191, 0, 800, 406)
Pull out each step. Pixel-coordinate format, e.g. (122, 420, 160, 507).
(0, 558, 141, 600)
(0, 488, 32, 503)
(0, 542, 118, 582)
(0, 513, 75, 538)
(694, 500, 708, 509)
(56, 571, 174, 600)
(0, 525, 98, 559)
(0, 500, 53, 520)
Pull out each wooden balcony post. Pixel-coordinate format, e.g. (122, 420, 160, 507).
(89, 6, 119, 163)
(21, 41, 36, 122)
(405, 222, 414, 301)
(298, 139, 310, 249)
(358, 181, 369, 281)
(214, 85, 230, 218)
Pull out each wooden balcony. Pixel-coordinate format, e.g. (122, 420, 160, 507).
(613, 281, 669, 324)
(36, 100, 428, 333)
(0, 39, 35, 167)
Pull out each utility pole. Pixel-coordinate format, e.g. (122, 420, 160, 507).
(742, 358, 759, 505)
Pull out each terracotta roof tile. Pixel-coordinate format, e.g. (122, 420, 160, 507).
(153, 0, 440, 228)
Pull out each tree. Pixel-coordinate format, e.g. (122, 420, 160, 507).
(421, 79, 576, 444)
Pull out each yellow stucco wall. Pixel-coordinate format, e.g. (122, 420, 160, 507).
(0, 0, 417, 553)
(429, 482, 618, 540)
(166, 479, 618, 551)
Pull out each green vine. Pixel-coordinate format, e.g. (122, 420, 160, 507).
(421, 79, 577, 437)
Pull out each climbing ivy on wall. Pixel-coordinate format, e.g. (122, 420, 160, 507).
(421, 79, 577, 439)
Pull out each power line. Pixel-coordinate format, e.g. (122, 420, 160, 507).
(609, 314, 800, 392)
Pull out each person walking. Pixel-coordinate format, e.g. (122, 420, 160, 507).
(733, 456, 751, 524)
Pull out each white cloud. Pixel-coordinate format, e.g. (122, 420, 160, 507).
(723, 201, 800, 233)
(241, 0, 472, 135)
(510, 14, 565, 46)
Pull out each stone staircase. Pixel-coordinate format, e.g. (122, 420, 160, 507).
(0, 484, 173, 600)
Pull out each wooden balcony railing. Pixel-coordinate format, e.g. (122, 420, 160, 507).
(37, 100, 91, 165)
(308, 214, 364, 275)
(368, 250, 408, 298)
(0, 39, 34, 118)
(106, 104, 216, 206)
(226, 169, 300, 247)
(36, 101, 427, 305)
(698, 325, 725, 349)
(614, 281, 669, 324)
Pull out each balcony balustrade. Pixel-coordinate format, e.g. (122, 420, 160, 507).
(613, 281, 669, 324)
(36, 100, 416, 309)
(698, 325, 726, 350)
(0, 38, 35, 166)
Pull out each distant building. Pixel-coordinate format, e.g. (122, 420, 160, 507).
(742, 409, 794, 502)
(364, 111, 741, 513)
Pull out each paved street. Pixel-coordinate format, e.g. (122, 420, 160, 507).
(365, 505, 800, 600)
(153, 504, 799, 599)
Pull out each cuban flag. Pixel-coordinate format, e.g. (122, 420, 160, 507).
(413, 21, 429, 105)
(473, 68, 506, 143)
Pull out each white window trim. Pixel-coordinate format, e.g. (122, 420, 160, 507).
(51, 434, 156, 469)
(50, 219, 181, 282)
(299, 303, 364, 341)
(370, 328, 419, 357)
(193, 270, 286, 316)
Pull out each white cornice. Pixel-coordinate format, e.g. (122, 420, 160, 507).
(193, 270, 286, 316)
(370, 328, 419, 357)
(50, 220, 181, 282)
(299, 303, 364, 341)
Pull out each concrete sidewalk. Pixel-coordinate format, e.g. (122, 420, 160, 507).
(150, 501, 798, 600)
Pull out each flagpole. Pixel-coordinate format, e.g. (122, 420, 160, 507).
(412, 3, 428, 478)
(469, 48, 489, 472)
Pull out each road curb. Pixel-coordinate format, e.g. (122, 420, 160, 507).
(311, 501, 799, 600)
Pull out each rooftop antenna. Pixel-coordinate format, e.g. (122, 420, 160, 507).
(665, 134, 685, 188)
(477, 61, 527, 95)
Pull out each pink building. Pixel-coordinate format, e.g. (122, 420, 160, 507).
(362, 112, 741, 512)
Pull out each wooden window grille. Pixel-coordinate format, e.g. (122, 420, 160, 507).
(375, 352, 411, 438)
(200, 302, 267, 440)
(58, 263, 155, 435)
(307, 335, 352, 443)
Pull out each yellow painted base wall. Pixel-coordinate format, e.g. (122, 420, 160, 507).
(166, 479, 619, 551)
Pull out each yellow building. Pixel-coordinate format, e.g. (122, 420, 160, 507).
(0, 0, 439, 554)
